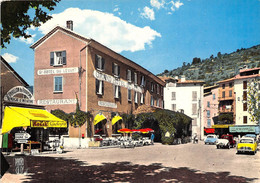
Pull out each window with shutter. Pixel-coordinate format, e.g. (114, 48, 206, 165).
(140, 93, 144, 104)
(141, 75, 145, 86)
(96, 79, 103, 95)
(128, 89, 132, 101)
(127, 69, 131, 82)
(95, 55, 105, 71)
(243, 91, 247, 101)
(172, 104, 176, 111)
(171, 92, 176, 100)
(243, 103, 247, 111)
(192, 91, 197, 101)
(114, 85, 120, 98)
(134, 92, 138, 103)
(243, 116, 247, 124)
(243, 81, 247, 89)
(151, 96, 154, 106)
(192, 103, 197, 115)
(50, 51, 66, 66)
(134, 72, 137, 85)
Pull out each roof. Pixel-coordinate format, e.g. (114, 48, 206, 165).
(159, 76, 204, 84)
(1, 56, 29, 87)
(30, 25, 165, 86)
(239, 67, 260, 73)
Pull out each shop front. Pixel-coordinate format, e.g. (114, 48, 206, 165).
(1, 106, 67, 153)
(229, 125, 260, 136)
(211, 124, 235, 136)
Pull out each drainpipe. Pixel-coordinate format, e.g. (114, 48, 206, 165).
(78, 41, 91, 148)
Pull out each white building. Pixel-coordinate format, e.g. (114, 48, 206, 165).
(232, 67, 260, 134)
(161, 76, 205, 140)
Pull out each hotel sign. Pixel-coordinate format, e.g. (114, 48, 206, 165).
(4, 86, 34, 104)
(229, 126, 255, 133)
(37, 67, 79, 75)
(93, 70, 143, 93)
(98, 101, 117, 108)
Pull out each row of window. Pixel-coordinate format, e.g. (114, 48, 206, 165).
(171, 91, 198, 101)
(95, 54, 163, 95)
(171, 103, 198, 115)
(222, 82, 233, 89)
(221, 90, 233, 98)
(96, 79, 163, 106)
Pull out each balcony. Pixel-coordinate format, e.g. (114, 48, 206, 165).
(219, 105, 233, 113)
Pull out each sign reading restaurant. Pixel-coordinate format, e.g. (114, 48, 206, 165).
(37, 99, 77, 105)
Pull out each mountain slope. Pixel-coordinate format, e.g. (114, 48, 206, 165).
(158, 45, 260, 86)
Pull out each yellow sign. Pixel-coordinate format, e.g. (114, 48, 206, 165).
(31, 121, 67, 128)
(212, 124, 234, 128)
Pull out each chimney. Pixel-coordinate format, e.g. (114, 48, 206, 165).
(180, 75, 186, 82)
(66, 20, 73, 31)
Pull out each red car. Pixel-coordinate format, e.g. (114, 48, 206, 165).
(221, 134, 236, 147)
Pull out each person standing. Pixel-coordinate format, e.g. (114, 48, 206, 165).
(151, 133, 155, 145)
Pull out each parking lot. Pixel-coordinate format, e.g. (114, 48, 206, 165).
(2, 141, 260, 182)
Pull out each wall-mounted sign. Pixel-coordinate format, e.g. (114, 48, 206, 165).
(93, 70, 143, 93)
(37, 99, 77, 105)
(4, 86, 34, 104)
(37, 67, 79, 75)
(229, 126, 255, 133)
(15, 133, 31, 140)
(31, 121, 67, 128)
(98, 101, 117, 108)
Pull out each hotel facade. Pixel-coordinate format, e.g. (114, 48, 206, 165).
(31, 21, 164, 142)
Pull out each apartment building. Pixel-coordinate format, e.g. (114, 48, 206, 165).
(231, 67, 260, 134)
(31, 21, 164, 140)
(161, 76, 204, 139)
(203, 85, 219, 129)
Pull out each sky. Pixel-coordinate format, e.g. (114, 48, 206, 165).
(1, 0, 260, 86)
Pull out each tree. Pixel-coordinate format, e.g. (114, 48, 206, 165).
(1, 0, 60, 48)
(247, 79, 260, 124)
(192, 57, 201, 65)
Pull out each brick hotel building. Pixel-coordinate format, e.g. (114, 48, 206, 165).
(31, 21, 164, 140)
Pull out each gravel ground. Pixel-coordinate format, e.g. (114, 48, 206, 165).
(2, 141, 260, 183)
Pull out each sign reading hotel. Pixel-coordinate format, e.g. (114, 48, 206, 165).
(37, 67, 79, 75)
(4, 86, 34, 104)
(37, 99, 77, 105)
(98, 101, 117, 108)
(31, 121, 67, 128)
(93, 70, 143, 93)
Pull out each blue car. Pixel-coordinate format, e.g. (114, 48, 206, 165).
(204, 134, 218, 145)
(243, 134, 257, 141)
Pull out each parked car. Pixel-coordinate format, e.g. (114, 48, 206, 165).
(237, 137, 257, 155)
(216, 139, 230, 149)
(204, 134, 218, 145)
(216, 134, 236, 148)
(243, 134, 257, 141)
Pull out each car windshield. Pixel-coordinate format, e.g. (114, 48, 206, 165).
(240, 139, 253, 144)
(207, 135, 215, 138)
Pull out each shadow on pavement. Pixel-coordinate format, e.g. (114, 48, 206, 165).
(5, 156, 257, 183)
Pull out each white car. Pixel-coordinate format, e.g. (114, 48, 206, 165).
(216, 139, 230, 149)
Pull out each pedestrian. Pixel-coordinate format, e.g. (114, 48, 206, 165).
(193, 133, 198, 144)
(151, 133, 155, 145)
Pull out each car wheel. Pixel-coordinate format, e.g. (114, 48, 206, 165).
(217, 145, 219, 149)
